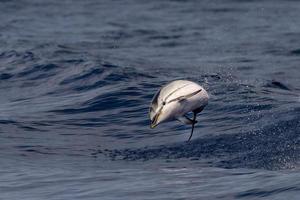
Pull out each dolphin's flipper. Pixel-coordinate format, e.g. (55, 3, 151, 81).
(187, 112, 197, 142)
(177, 115, 196, 125)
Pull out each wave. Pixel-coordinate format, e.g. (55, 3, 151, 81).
(100, 110, 300, 170)
(1, 49, 299, 172)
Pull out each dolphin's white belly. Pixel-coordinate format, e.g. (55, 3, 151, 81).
(169, 85, 208, 118)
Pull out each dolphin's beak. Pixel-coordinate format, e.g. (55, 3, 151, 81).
(150, 113, 160, 128)
(150, 118, 158, 128)
(150, 122, 158, 128)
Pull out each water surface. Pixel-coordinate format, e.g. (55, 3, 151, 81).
(0, 0, 300, 199)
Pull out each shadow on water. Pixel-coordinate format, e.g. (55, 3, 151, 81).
(98, 109, 300, 170)
(264, 80, 291, 91)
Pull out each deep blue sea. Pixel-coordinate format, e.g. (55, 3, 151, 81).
(0, 0, 300, 199)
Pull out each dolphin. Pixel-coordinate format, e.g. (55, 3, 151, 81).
(149, 80, 209, 141)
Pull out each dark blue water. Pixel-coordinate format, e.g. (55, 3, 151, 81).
(0, 0, 300, 199)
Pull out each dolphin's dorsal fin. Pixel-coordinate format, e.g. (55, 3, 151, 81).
(177, 115, 197, 125)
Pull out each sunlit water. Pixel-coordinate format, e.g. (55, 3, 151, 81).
(0, 0, 299, 199)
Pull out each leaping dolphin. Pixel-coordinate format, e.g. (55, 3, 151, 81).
(149, 80, 209, 141)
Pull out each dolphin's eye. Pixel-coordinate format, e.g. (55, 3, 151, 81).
(162, 101, 166, 106)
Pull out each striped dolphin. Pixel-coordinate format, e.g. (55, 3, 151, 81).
(149, 80, 209, 141)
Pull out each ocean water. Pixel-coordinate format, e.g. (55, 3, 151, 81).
(0, 0, 300, 199)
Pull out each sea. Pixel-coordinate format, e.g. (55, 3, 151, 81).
(0, 0, 299, 199)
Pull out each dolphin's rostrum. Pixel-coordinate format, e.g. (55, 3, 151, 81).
(149, 80, 209, 141)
